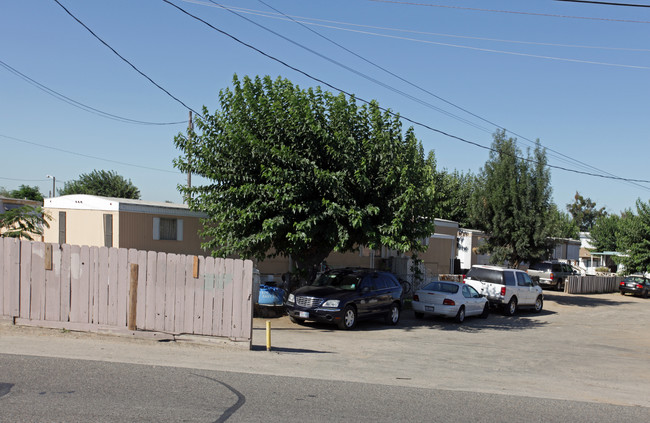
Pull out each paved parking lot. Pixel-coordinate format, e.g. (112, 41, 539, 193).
(2, 291, 649, 408)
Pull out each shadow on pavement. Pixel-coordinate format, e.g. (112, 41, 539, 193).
(250, 344, 333, 354)
(543, 292, 634, 307)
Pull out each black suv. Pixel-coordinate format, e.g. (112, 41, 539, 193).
(285, 268, 403, 330)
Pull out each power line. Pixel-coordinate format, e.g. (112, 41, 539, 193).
(185, 1, 650, 52)
(366, 0, 650, 23)
(0, 133, 179, 174)
(0, 176, 49, 183)
(214, 1, 649, 191)
(0, 59, 186, 126)
(162, 0, 650, 186)
(556, 1, 650, 7)
(52, 0, 202, 117)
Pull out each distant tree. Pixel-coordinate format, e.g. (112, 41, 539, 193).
(60, 170, 140, 199)
(470, 130, 554, 268)
(0, 186, 10, 197)
(429, 153, 477, 227)
(549, 205, 579, 239)
(174, 75, 437, 275)
(566, 192, 606, 232)
(590, 214, 621, 252)
(0, 205, 50, 240)
(616, 199, 650, 273)
(9, 185, 44, 202)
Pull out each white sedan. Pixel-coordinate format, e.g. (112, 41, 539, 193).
(412, 281, 489, 323)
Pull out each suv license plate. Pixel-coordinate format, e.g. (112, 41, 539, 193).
(299, 311, 309, 318)
(425, 306, 435, 312)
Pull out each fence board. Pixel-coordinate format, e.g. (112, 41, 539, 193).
(222, 258, 234, 338)
(193, 255, 205, 334)
(60, 244, 71, 322)
(240, 259, 253, 343)
(107, 248, 119, 326)
(19, 240, 32, 319)
(201, 256, 216, 336)
(117, 248, 128, 327)
(164, 254, 177, 332)
(30, 243, 45, 320)
(212, 258, 225, 337)
(230, 259, 245, 340)
(154, 252, 166, 332)
(183, 257, 195, 334)
(2, 238, 20, 317)
(90, 247, 99, 324)
(97, 247, 109, 324)
(44, 244, 61, 321)
(173, 254, 186, 333)
(144, 251, 157, 330)
(135, 250, 147, 330)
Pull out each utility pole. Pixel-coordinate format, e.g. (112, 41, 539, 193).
(46, 175, 56, 197)
(186, 110, 193, 203)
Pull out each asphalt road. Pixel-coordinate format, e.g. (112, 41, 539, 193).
(1, 354, 648, 423)
(1, 291, 649, 421)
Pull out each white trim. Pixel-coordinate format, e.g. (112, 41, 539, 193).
(153, 217, 160, 240)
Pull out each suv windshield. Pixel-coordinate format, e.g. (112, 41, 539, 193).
(311, 273, 361, 291)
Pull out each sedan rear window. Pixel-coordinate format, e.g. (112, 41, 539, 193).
(422, 281, 459, 294)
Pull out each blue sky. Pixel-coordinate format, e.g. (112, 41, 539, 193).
(2, 0, 649, 215)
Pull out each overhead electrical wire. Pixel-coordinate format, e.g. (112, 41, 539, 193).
(0, 133, 179, 174)
(162, 0, 650, 186)
(0, 59, 186, 126)
(366, 0, 650, 23)
(185, 1, 650, 52)
(556, 1, 650, 7)
(216, 1, 650, 190)
(52, 0, 202, 118)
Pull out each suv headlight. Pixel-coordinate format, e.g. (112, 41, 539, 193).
(287, 293, 295, 303)
(321, 299, 340, 308)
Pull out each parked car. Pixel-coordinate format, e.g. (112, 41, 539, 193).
(412, 280, 489, 323)
(527, 261, 578, 291)
(285, 268, 403, 330)
(619, 275, 650, 298)
(464, 265, 543, 316)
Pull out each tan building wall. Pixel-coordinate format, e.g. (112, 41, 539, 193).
(119, 211, 207, 256)
(43, 208, 118, 247)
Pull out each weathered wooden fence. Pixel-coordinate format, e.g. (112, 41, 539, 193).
(0, 238, 253, 346)
(566, 275, 621, 294)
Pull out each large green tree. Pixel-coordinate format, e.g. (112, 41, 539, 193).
(549, 204, 579, 239)
(590, 213, 621, 252)
(60, 170, 141, 199)
(429, 152, 477, 228)
(9, 185, 44, 202)
(174, 75, 437, 274)
(566, 192, 606, 232)
(616, 199, 650, 273)
(470, 130, 554, 267)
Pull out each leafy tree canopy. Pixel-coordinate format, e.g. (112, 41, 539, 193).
(590, 214, 621, 252)
(616, 199, 650, 274)
(0, 205, 50, 240)
(470, 130, 554, 268)
(566, 192, 606, 232)
(8, 185, 44, 202)
(60, 170, 141, 199)
(549, 204, 579, 239)
(429, 152, 477, 228)
(174, 75, 437, 273)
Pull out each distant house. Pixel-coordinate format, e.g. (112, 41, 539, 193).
(457, 228, 490, 272)
(255, 218, 460, 285)
(577, 232, 624, 274)
(43, 195, 207, 255)
(0, 196, 44, 240)
(549, 237, 580, 264)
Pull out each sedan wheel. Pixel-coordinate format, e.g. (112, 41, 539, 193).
(455, 306, 465, 323)
(338, 305, 357, 330)
(480, 303, 490, 319)
(533, 296, 543, 313)
(385, 303, 400, 325)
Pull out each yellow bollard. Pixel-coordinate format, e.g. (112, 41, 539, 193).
(266, 320, 272, 351)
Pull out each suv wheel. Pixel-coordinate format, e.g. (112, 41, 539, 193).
(533, 296, 543, 313)
(385, 303, 400, 325)
(504, 297, 517, 316)
(338, 305, 357, 330)
(455, 306, 466, 323)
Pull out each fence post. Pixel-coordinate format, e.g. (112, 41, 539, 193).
(128, 263, 138, 331)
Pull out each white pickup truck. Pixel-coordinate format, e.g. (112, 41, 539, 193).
(464, 265, 543, 316)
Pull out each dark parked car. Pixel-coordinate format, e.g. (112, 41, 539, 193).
(285, 268, 403, 330)
(619, 275, 650, 298)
